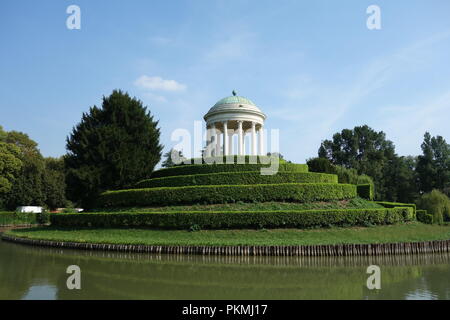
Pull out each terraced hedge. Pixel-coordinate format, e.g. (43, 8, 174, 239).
(135, 171, 338, 189)
(50, 207, 413, 229)
(150, 162, 309, 179)
(375, 201, 416, 216)
(98, 183, 357, 207)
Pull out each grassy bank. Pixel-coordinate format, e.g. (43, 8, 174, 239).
(4, 222, 450, 246)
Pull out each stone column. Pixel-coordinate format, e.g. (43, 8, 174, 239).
(206, 124, 212, 157)
(251, 122, 257, 156)
(210, 123, 217, 157)
(259, 124, 264, 156)
(215, 126, 221, 156)
(223, 121, 228, 156)
(228, 131, 233, 155)
(238, 121, 243, 155)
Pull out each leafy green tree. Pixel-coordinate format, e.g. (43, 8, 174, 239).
(5, 130, 41, 158)
(3, 131, 46, 209)
(417, 189, 450, 224)
(318, 125, 396, 200)
(0, 125, 7, 141)
(43, 157, 67, 209)
(382, 156, 418, 203)
(162, 149, 186, 168)
(65, 90, 163, 207)
(416, 132, 450, 194)
(0, 142, 23, 207)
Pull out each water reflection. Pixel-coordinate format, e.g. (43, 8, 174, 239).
(0, 238, 449, 300)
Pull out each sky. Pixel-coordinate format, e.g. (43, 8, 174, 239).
(1, 0, 450, 165)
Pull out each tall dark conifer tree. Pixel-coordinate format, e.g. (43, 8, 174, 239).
(65, 90, 163, 207)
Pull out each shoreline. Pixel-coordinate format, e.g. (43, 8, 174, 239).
(3, 233, 450, 257)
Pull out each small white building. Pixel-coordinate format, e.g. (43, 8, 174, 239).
(16, 206, 43, 213)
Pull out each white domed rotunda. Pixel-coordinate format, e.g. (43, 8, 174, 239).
(204, 91, 266, 157)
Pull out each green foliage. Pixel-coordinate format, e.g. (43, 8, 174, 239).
(0, 128, 71, 210)
(36, 211, 50, 224)
(0, 142, 22, 196)
(382, 155, 418, 203)
(357, 184, 374, 200)
(65, 90, 163, 207)
(317, 125, 397, 200)
(416, 190, 450, 224)
(0, 211, 36, 225)
(3, 131, 46, 209)
(42, 157, 67, 209)
(50, 207, 412, 229)
(416, 210, 433, 224)
(306, 157, 336, 174)
(151, 162, 308, 179)
(416, 132, 450, 194)
(98, 183, 357, 207)
(135, 171, 338, 188)
(307, 157, 374, 193)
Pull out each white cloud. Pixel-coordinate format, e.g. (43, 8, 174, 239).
(134, 75, 187, 92)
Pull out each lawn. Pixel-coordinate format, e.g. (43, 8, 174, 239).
(89, 198, 382, 213)
(4, 222, 450, 246)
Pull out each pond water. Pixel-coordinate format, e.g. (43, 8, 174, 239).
(1, 237, 450, 300)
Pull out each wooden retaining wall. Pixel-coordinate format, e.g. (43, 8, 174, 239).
(2, 234, 450, 256)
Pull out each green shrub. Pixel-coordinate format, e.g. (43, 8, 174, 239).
(36, 211, 50, 224)
(98, 183, 357, 207)
(416, 190, 450, 224)
(357, 184, 374, 200)
(416, 210, 433, 224)
(50, 207, 412, 230)
(0, 211, 36, 225)
(136, 171, 338, 188)
(306, 157, 336, 174)
(150, 162, 308, 179)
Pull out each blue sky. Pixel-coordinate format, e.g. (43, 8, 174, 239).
(1, 0, 450, 164)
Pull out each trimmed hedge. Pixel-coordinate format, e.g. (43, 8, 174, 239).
(50, 207, 413, 229)
(151, 162, 309, 179)
(357, 184, 374, 200)
(98, 183, 357, 207)
(0, 211, 37, 225)
(375, 201, 416, 215)
(135, 171, 338, 188)
(416, 210, 433, 224)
